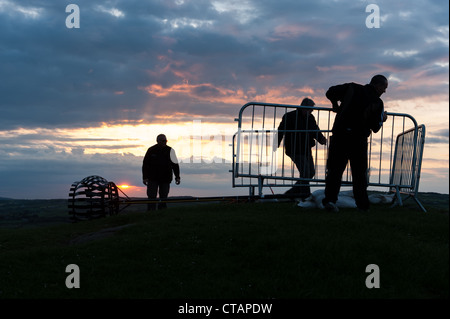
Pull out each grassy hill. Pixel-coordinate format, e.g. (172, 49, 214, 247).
(0, 192, 448, 299)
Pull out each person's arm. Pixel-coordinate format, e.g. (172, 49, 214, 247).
(326, 83, 351, 112)
(170, 148, 181, 184)
(369, 101, 387, 134)
(317, 131, 327, 145)
(277, 114, 286, 147)
(309, 115, 327, 145)
(142, 148, 150, 185)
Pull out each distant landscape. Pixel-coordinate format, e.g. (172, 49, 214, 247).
(0, 196, 217, 228)
(0, 191, 448, 228)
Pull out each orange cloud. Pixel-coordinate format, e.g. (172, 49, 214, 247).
(316, 65, 357, 72)
(272, 24, 311, 38)
(143, 82, 245, 104)
(269, 23, 323, 41)
(142, 82, 320, 106)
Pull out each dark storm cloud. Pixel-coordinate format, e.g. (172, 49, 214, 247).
(1, 0, 448, 130)
(1, 0, 163, 129)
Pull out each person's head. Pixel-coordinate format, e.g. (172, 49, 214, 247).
(300, 97, 315, 114)
(300, 98, 315, 107)
(370, 74, 388, 97)
(156, 134, 167, 146)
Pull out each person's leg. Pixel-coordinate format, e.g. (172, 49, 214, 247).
(293, 153, 315, 198)
(158, 182, 170, 210)
(284, 154, 300, 195)
(147, 181, 158, 211)
(349, 137, 370, 211)
(323, 134, 349, 206)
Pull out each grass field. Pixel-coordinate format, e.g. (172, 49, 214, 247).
(0, 192, 448, 299)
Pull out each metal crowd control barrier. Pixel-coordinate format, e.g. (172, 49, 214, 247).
(389, 124, 426, 211)
(231, 102, 426, 211)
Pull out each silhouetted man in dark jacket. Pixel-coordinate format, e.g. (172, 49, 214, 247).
(277, 98, 327, 199)
(322, 75, 388, 212)
(142, 134, 180, 210)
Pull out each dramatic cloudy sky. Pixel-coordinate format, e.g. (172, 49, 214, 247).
(0, 0, 448, 199)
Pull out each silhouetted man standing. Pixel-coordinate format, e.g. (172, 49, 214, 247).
(142, 134, 181, 210)
(322, 75, 388, 212)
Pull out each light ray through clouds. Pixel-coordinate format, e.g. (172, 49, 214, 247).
(0, 0, 448, 199)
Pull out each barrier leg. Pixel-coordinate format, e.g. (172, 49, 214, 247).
(413, 197, 427, 213)
(248, 185, 255, 197)
(258, 176, 264, 197)
(390, 186, 403, 208)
